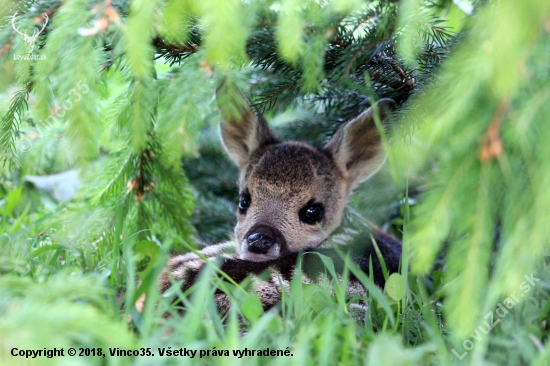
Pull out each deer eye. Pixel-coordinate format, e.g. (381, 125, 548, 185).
(299, 201, 324, 225)
(238, 193, 251, 213)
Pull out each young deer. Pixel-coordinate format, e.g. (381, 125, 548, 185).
(158, 91, 402, 313)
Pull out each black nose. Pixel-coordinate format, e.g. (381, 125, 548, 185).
(247, 227, 276, 254)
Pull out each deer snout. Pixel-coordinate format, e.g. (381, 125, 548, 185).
(244, 225, 287, 256)
(247, 227, 276, 254)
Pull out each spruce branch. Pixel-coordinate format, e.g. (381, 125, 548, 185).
(152, 37, 199, 56)
(0, 86, 31, 168)
(374, 54, 415, 92)
(252, 79, 299, 111)
(343, 37, 390, 78)
(37, 1, 64, 22)
(96, 152, 134, 204)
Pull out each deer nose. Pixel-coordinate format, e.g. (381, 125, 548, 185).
(247, 228, 276, 254)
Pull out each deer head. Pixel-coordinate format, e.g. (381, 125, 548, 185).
(218, 86, 396, 261)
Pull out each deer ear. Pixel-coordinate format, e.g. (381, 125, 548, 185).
(324, 98, 396, 190)
(217, 83, 279, 169)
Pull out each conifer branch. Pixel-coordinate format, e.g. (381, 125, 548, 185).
(152, 38, 200, 55)
(0, 86, 30, 168)
(343, 37, 390, 78)
(375, 54, 415, 92)
(253, 79, 299, 111)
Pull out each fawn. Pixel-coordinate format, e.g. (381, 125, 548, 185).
(156, 87, 402, 313)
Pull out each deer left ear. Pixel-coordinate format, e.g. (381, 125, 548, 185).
(324, 98, 396, 190)
(216, 82, 280, 169)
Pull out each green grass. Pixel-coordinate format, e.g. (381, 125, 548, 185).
(0, 182, 548, 366)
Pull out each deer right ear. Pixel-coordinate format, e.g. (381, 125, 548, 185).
(216, 84, 279, 169)
(324, 98, 396, 191)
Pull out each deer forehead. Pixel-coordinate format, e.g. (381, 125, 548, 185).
(242, 142, 341, 200)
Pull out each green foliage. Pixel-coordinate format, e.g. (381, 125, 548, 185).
(0, 276, 135, 366)
(391, 0, 550, 346)
(0, 86, 28, 168)
(0, 0, 549, 365)
(126, 0, 162, 80)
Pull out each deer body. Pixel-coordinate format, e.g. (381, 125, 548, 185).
(159, 92, 402, 312)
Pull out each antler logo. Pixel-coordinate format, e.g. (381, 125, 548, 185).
(11, 12, 49, 54)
